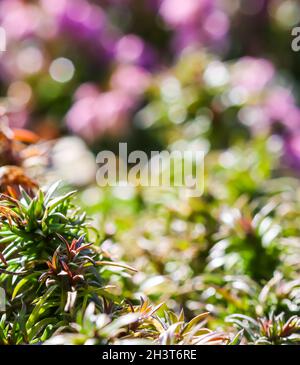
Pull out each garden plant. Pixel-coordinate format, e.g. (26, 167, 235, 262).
(1, 0, 300, 347)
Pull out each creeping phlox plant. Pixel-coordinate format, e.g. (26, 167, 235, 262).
(77, 138, 300, 345)
(0, 179, 124, 344)
(0, 163, 227, 344)
(1, 122, 300, 345)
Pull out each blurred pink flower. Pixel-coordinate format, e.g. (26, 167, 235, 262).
(159, 0, 211, 27)
(284, 108, 300, 131)
(110, 65, 151, 97)
(115, 35, 145, 64)
(41, 0, 117, 60)
(74, 83, 101, 101)
(262, 86, 300, 168)
(265, 88, 295, 120)
(284, 134, 300, 169)
(114, 34, 156, 68)
(203, 10, 229, 41)
(231, 57, 275, 93)
(159, 0, 228, 52)
(66, 88, 136, 142)
(114, 34, 157, 69)
(7, 110, 28, 128)
(0, 0, 43, 40)
(264, 87, 300, 130)
(67, 64, 151, 141)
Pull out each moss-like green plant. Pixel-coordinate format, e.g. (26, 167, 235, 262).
(0, 182, 136, 344)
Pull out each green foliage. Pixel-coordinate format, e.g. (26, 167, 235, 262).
(2, 137, 300, 345)
(0, 183, 134, 344)
(227, 313, 300, 344)
(73, 138, 300, 345)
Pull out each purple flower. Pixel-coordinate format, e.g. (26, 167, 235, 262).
(8, 110, 28, 129)
(114, 34, 157, 69)
(284, 135, 300, 170)
(66, 64, 151, 141)
(66, 87, 137, 142)
(159, 0, 229, 52)
(231, 57, 275, 93)
(41, 0, 117, 61)
(73, 82, 101, 101)
(264, 87, 300, 131)
(0, 0, 43, 40)
(159, 0, 212, 27)
(110, 64, 151, 97)
(202, 10, 230, 41)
